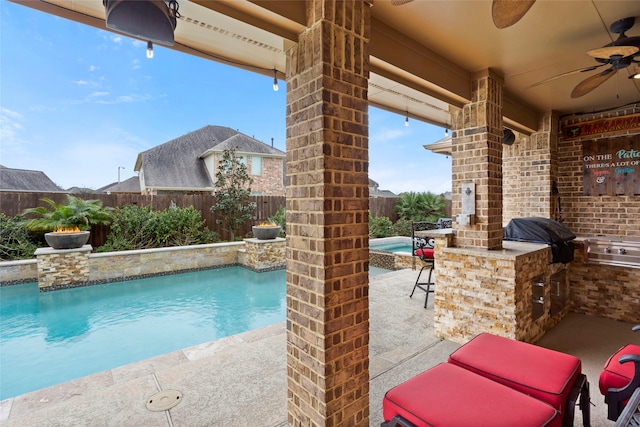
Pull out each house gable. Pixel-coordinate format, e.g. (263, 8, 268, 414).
(0, 166, 65, 192)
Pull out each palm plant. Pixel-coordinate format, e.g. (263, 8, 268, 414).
(394, 191, 445, 222)
(21, 195, 113, 232)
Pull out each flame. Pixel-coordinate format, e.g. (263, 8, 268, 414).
(54, 226, 82, 233)
(257, 221, 277, 227)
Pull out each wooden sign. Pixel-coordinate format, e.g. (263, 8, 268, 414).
(564, 114, 640, 140)
(582, 136, 640, 196)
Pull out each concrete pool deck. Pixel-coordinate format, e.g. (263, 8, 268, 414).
(1, 268, 637, 426)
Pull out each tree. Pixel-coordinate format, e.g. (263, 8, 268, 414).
(210, 147, 257, 241)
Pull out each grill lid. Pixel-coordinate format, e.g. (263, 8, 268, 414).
(504, 217, 575, 244)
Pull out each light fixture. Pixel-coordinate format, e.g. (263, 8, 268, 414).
(445, 128, 449, 136)
(104, 0, 179, 46)
(272, 69, 279, 92)
(405, 111, 409, 127)
(629, 71, 640, 79)
(146, 41, 154, 59)
(502, 128, 516, 145)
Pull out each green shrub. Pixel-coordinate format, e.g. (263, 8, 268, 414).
(0, 214, 40, 260)
(392, 218, 412, 236)
(268, 206, 286, 236)
(369, 215, 393, 238)
(98, 205, 218, 252)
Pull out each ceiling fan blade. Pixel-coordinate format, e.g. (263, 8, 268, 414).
(525, 64, 606, 89)
(570, 69, 616, 98)
(391, 0, 414, 5)
(492, 0, 536, 29)
(587, 45, 639, 60)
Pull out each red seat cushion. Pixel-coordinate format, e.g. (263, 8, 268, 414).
(448, 333, 581, 427)
(383, 362, 558, 427)
(599, 344, 640, 395)
(415, 248, 434, 259)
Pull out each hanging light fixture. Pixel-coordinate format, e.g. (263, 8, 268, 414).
(272, 69, 279, 92)
(146, 41, 154, 59)
(405, 111, 409, 127)
(104, 0, 179, 46)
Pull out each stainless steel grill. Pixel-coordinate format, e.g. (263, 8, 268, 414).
(584, 237, 640, 269)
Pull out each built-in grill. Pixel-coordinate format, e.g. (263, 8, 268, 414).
(504, 217, 576, 264)
(584, 237, 640, 269)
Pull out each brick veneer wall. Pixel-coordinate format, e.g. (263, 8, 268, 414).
(558, 106, 640, 238)
(503, 112, 559, 223)
(284, 1, 371, 425)
(249, 156, 285, 196)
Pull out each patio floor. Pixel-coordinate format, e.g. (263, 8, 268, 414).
(1, 269, 637, 426)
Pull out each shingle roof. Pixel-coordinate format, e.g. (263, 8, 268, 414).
(98, 176, 141, 193)
(0, 166, 65, 192)
(135, 125, 284, 191)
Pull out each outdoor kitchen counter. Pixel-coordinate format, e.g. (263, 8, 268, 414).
(439, 240, 549, 260)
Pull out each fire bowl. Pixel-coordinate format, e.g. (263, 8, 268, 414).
(252, 226, 282, 240)
(44, 231, 90, 250)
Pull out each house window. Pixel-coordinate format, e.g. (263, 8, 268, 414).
(251, 155, 262, 175)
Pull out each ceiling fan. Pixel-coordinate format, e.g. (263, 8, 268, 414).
(571, 17, 640, 98)
(391, 0, 536, 29)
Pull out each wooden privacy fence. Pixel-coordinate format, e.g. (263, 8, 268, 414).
(0, 192, 399, 246)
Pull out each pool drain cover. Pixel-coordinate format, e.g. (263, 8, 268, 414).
(146, 390, 183, 412)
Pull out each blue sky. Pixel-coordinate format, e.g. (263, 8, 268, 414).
(0, 1, 451, 194)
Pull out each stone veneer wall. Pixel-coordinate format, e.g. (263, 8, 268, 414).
(434, 235, 569, 344)
(569, 241, 640, 323)
(243, 238, 286, 271)
(0, 259, 37, 285)
(35, 246, 91, 290)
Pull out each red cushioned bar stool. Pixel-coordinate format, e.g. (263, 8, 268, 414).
(599, 325, 640, 422)
(382, 362, 558, 427)
(448, 333, 590, 427)
(409, 221, 437, 308)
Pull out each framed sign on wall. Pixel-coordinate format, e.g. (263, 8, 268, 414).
(582, 135, 640, 196)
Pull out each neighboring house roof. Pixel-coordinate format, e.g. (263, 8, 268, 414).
(135, 125, 285, 191)
(98, 177, 141, 193)
(0, 165, 65, 192)
(368, 177, 397, 198)
(67, 186, 98, 194)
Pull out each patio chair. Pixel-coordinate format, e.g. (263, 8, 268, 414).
(599, 325, 640, 422)
(409, 221, 437, 308)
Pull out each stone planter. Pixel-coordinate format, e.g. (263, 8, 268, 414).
(44, 231, 90, 250)
(252, 226, 282, 240)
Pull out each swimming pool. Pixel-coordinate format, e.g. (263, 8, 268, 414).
(0, 265, 392, 400)
(0, 266, 286, 400)
(371, 242, 414, 253)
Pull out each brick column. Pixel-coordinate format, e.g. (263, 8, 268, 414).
(285, 1, 370, 425)
(451, 69, 504, 249)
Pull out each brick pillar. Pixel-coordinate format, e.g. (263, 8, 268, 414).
(451, 69, 504, 249)
(285, 1, 370, 426)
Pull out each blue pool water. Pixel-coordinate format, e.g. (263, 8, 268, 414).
(371, 242, 413, 253)
(0, 265, 391, 400)
(0, 266, 286, 400)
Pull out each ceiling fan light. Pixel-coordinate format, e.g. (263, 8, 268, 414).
(630, 72, 640, 80)
(104, 0, 177, 46)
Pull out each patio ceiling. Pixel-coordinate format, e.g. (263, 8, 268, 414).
(12, 0, 640, 134)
